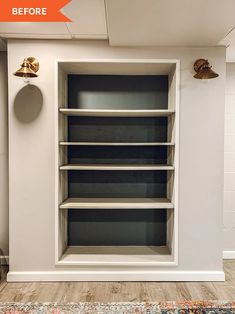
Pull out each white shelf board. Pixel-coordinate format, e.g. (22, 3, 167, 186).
(60, 141, 175, 146)
(59, 108, 175, 117)
(59, 164, 174, 171)
(58, 246, 175, 266)
(60, 197, 174, 209)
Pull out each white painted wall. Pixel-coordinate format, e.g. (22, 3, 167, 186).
(0, 51, 8, 264)
(7, 40, 225, 280)
(223, 63, 235, 259)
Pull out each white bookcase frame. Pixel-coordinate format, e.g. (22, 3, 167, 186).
(54, 58, 180, 271)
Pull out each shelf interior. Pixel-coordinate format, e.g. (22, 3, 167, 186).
(67, 145, 170, 165)
(67, 116, 169, 143)
(67, 74, 168, 110)
(59, 246, 174, 265)
(68, 209, 167, 246)
(57, 70, 176, 263)
(67, 170, 171, 198)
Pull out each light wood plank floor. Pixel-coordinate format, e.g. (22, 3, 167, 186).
(0, 261, 235, 302)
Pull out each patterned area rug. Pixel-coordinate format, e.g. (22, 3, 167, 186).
(0, 302, 235, 314)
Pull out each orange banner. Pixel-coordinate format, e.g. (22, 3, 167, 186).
(0, 0, 71, 22)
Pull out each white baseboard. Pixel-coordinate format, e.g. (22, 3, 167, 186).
(0, 255, 9, 265)
(7, 270, 225, 282)
(223, 250, 235, 259)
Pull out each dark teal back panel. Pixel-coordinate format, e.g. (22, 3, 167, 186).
(67, 74, 168, 247)
(68, 146, 167, 165)
(68, 116, 168, 143)
(68, 209, 166, 246)
(68, 75, 168, 110)
(68, 170, 167, 198)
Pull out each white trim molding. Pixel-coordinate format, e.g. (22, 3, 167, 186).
(223, 250, 235, 259)
(7, 270, 225, 282)
(0, 255, 9, 265)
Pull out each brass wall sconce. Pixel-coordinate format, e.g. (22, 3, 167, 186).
(14, 57, 39, 83)
(193, 59, 219, 79)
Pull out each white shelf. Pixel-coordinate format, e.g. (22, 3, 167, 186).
(60, 164, 174, 171)
(60, 141, 174, 146)
(58, 246, 175, 266)
(59, 108, 175, 117)
(60, 197, 174, 209)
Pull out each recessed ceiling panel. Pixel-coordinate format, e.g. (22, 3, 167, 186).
(64, 0, 107, 38)
(106, 0, 235, 46)
(0, 22, 71, 38)
(0, 0, 108, 39)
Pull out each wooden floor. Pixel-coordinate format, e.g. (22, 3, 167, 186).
(0, 261, 235, 302)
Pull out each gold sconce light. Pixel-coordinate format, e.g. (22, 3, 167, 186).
(14, 57, 39, 83)
(193, 59, 219, 79)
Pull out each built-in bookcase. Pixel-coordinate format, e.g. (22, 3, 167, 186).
(56, 60, 179, 266)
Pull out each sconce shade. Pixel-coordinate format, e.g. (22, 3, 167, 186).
(14, 57, 39, 78)
(193, 59, 219, 79)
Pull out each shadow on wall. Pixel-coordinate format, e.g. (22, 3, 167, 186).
(14, 84, 43, 123)
(0, 248, 7, 266)
(0, 248, 8, 282)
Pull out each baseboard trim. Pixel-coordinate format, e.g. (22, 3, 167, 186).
(7, 270, 225, 282)
(0, 255, 9, 265)
(223, 250, 235, 259)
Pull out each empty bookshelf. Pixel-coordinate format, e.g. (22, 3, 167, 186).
(56, 59, 179, 268)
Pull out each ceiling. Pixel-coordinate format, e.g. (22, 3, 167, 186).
(106, 0, 235, 47)
(1, 0, 235, 60)
(219, 28, 235, 62)
(0, 0, 107, 40)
